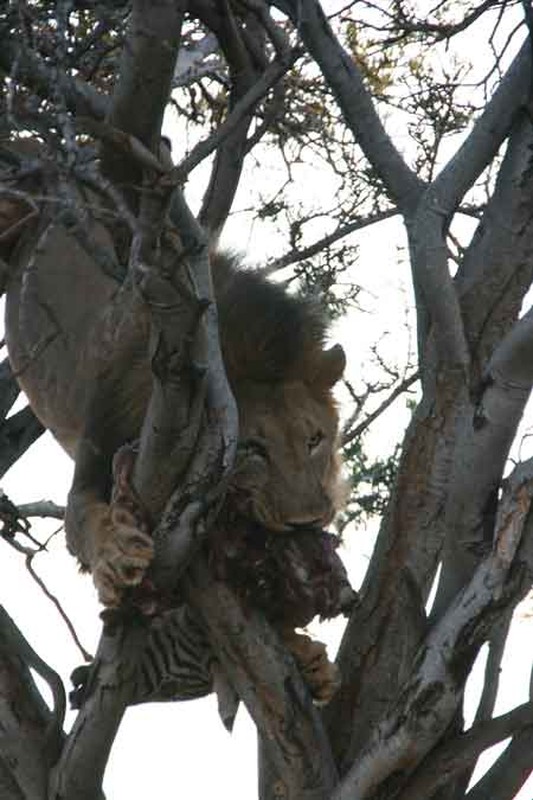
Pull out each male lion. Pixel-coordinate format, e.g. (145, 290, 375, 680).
(4, 192, 348, 699)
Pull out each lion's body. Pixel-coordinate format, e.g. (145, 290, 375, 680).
(5, 221, 152, 456)
(5, 215, 346, 607)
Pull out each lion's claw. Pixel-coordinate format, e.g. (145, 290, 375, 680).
(93, 514, 154, 607)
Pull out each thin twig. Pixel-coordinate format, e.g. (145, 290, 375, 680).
(169, 47, 301, 181)
(25, 547, 92, 663)
(342, 370, 419, 445)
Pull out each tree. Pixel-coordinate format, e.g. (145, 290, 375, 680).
(1, 0, 533, 798)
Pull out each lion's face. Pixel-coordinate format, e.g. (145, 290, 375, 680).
(230, 373, 345, 532)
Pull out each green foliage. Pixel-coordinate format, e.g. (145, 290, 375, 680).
(338, 436, 401, 531)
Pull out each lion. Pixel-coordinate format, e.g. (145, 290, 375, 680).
(3, 181, 348, 700)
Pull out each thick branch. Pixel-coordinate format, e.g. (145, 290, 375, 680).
(429, 111, 533, 623)
(100, 0, 185, 205)
(197, 1, 267, 234)
(465, 726, 533, 800)
(184, 561, 338, 798)
(0, 406, 44, 479)
(50, 620, 152, 800)
(0, 359, 21, 421)
(457, 110, 533, 361)
(429, 38, 531, 218)
(325, 374, 463, 768)
(488, 305, 533, 389)
(130, 188, 336, 798)
(332, 460, 533, 800)
(0, 607, 65, 800)
(408, 209, 470, 372)
(395, 701, 533, 800)
(408, 38, 531, 370)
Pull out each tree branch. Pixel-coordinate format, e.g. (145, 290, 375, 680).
(0, 606, 65, 785)
(408, 38, 530, 371)
(0, 406, 45, 479)
(427, 38, 531, 216)
(488, 305, 533, 390)
(342, 370, 419, 445)
(184, 560, 339, 798)
(0, 34, 109, 122)
(171, 45, 300, 182)
(17, 501, 66, 521)
(197, 0, 274, 235)
(264, 208, 398, 275)
(395, 700, 533, 800)
(332, 459, 533, 800)
(274, 0, 425, 213)
(428, 110, 533, 626)
(465, 724, 533, 799)
(99, 0, 186, 208)
(456, 109, 533, 363)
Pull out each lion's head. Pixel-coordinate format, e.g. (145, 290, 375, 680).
(227, 346, 346, 532)
(211, 253, 347, 532)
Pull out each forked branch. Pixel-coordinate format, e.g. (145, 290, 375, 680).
(332, 459, 533, 800)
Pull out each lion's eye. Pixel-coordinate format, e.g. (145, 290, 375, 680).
(308, 430, 324, 452)
(239, 438, 269, 462)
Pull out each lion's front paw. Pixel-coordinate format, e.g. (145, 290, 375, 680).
(93, 507, 154, 607)
(282, 629, 341, 705)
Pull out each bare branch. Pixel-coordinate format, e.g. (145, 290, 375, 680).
(0, 406, 45, 479)
(264, 208, 398, 275)
(25, 551, 93, 664)
(474, 611, 513, 724)
(408, 210, 470, 373)
(408, 38, 531, 371)
(0, 358, 21, 420)
(488, 305, 533, 390)
(183, 559, 339, 799)
(429, 110, 533, 624)
(198, 0, 280, 234)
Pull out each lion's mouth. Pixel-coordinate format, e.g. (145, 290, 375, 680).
(225, 486, 333, 535)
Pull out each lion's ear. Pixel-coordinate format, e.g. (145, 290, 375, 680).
(314, 344, 346, 388)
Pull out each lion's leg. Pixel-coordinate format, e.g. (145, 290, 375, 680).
(66, 429, 153, 608)
(279, 627, 341, 705)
